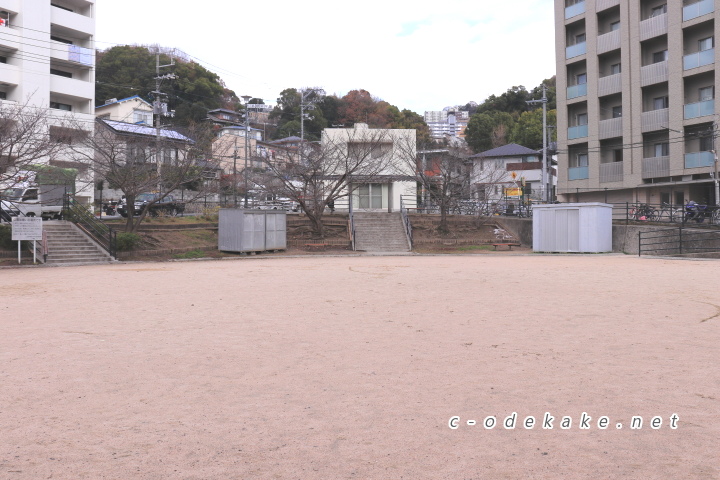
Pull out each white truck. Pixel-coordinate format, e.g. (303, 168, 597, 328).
(0, 168, 74, 220)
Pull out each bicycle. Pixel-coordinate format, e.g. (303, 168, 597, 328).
(630, 203, 657, 222)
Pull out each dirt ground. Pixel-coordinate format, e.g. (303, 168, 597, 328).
(1, 255, 719, 479)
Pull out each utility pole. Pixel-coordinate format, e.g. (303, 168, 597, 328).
(151, 51, 177, 196)
(241, 95, 252, 208)
(233, 136, 238, 207)
(527, 85, 549, 202)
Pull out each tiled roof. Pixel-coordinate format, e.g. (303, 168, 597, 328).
(471, 143, 538, 158)
(101, 119, 192, 142)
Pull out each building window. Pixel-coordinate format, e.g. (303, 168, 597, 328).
(699, 37, 714, 51)
(572, 153, 589, 167)
(610, 63, 621, 75)
(576, 73, 587, 84)
(613, 149, 623, 162)
(576, 113, 588, 126)
(0, 56, 6, 64)
(50, 3, 74, 12)
(50, 101, 72, 111)
(610, 21, 620, 31)
(50, 35, 73, 45)
(50, 68, 72, 78)
(133, 110, 152, 125)
(653, 96, 669, 109)
(654, 143, 669, 157)
(612, 106, 622, 118)
(0, 91, 6, 100)
(650, 4, 667, 17)
(699, 86, 714, 101)
(699, 135, 713, 151)
(653, 50, 668, 63)
(575, 33, 586, 44)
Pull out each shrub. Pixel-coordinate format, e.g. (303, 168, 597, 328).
(0, 224, 15, 249)
(116, 232, 142, 251)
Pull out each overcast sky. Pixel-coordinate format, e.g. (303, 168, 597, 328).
(95, 0, 556, 115)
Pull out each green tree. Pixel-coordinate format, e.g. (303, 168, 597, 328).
(465, 111, 515, 153)
(510, 109, 557, 149)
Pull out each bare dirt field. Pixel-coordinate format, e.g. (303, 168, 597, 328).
(1, 254, 719, 479)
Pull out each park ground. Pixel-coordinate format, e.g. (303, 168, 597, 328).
(0, 254, 718, 479)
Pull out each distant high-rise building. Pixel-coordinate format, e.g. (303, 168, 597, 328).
(424, 108, 469, 140)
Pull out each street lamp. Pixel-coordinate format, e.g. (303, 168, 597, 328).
(242, 95, 252, 208)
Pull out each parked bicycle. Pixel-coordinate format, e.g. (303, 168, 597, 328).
(630, 203, 657, 221)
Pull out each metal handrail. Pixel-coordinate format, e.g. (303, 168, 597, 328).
(638, 225, 720, 256)
(400, 196, 413, 249)
(348, 194, 356, 251)
(63, 195, 117, 258)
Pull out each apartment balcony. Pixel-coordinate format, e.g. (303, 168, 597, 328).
(49, 75, 93, 101)
(640, 61, 668, 86)
(600, 162, 623, 183)
(598, 74, 621, 97)
(50, 40, 94, 67)
(568, 166, 589, 180)
(683, 48, 714, 70)
(639, 13, 668, 41)
(685, 151, 715, 168)
(51, 5, 95, 36)
(642, 156, 670, 179)
(566, 42, 586, 59)
(565, 1, 585, 19)
(595, 0, 619, 12)
(568, 124, 588, 140)
(0, 62, 19, 86)
(683, 0, 713, 21)
(0, 25, 19, 51)
(599, 117, 622, 139)
(567, 83, 587, 99)
(684, 99, 714, 119)
(641, 108, 669, 132)
(597, 30, 620, 55)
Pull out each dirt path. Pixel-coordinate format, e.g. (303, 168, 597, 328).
(1, 255, 718, 479)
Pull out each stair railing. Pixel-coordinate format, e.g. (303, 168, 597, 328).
(348, 194, 356, 251)
(63, 194, 117, 258)
(400, 195, 413, 249)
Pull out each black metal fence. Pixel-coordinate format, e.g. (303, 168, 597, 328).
(611, 202, 720, 226)
(638, 226, 720, 256)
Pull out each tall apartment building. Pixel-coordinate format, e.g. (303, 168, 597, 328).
(0, 0, 96, 203)
(555, 0, 719, 206)
(424, 109, 470, 140)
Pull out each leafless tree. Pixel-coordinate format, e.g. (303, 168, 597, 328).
(68, 118, 223, 232)
(0, 98, 73, 187)
(259, 127, 397, 238)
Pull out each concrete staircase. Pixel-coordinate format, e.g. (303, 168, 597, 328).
(41, 221, 114, 265)
(353, 212, 411, 252)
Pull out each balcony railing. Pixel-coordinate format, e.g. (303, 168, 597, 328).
(597, 30, 620, 54)
(683, 48, 714, 70)
(599, 117, 622, 139)
(568, 124, 588, 140)
(565, 1, 585, 19)
(683, 0, 714, 21)
(640, 13, 668, 41)
(641, 108, 669, 132)
(566, 42, 586, 59)
(569, 166, 589, 180)
(50, 41, 94, 67)
(685, 151, 714, 168)
(600, 162, 623, 183)
(641, 61, 668, 86)
(642, 156, 670, 179)
(598, 73, 621, 96)
(567, 83, 587, 99)
(595, 0, 619, 11)
(684, 99, 714, 119)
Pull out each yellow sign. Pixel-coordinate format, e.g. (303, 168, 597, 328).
(504, 187, 522, 197)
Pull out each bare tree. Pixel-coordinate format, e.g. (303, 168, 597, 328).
(69, 118, 223, 232)
(0, 98, 72, 186)
(259, 126, 397, 238)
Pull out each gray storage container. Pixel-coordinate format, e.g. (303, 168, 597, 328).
(533, 203, 612, 253)
(218, 209, 287, 252)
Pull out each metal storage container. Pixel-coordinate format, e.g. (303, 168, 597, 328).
(533, 203, 612, 253)
(218, 209, 287, 252)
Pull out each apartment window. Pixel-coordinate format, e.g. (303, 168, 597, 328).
(50, 35, 73, 45)
(699, 37, 714, 51)
(612, 106, 623, 118)
(133, 110, 152, 125)
(699, 86, 714, 101)
(700, 135, 713, 151)
(610, 21, 620, 31)
(654, 143, 669, 157)
(653, 96, 669, 109)
(613, 149, 623, 162)
(652, 50, 668, 63)
(574, 153, 589, 167)
(0, 91, 6, 100)
(650, 4, 667, 17)
(49, 101, 72, 111)
(50, 68, 72, 78)
(576, 113, 588, 125)
(576, 73, 587, 84)
(575, 33, 586, 44)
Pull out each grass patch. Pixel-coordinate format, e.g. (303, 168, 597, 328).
(173, 249, 207, 259)
(456, 245, 494, 251)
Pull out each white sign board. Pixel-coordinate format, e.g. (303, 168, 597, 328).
(12, 217, 43, 241)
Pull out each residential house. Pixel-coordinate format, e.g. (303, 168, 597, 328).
(95, 96, 154, 125)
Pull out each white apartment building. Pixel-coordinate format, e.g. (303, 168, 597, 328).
(556, 0, 720, 206)
(0, 0, 95, 203)
(424, 109, 469, 140)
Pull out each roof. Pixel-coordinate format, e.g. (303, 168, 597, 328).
(471, 143, 539, 158)
(270, 136, 303, 144)
(95, 95, 152, 109)
(208, 108, 240, 115)
(100, 119, 192, 142)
